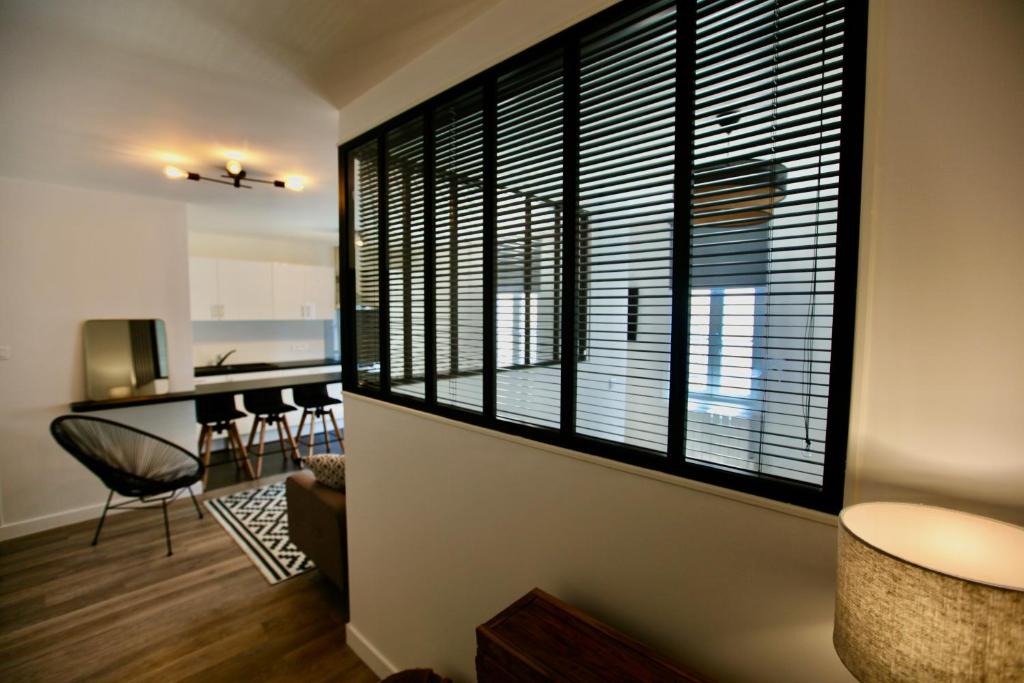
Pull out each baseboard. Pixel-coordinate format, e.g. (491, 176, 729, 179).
(0, 500, 117, 542)
(0, 483, 202, 542)
(346, 623, 399, 679)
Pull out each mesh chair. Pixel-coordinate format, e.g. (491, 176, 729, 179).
(293, 384, 344, 457)
(50, 415, 205, 556)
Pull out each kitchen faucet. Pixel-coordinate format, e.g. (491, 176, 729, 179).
(214, 349, 237, 366)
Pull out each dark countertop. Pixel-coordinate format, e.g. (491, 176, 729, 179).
(70, 371, 342, 413)
(194, 357, 341, 377)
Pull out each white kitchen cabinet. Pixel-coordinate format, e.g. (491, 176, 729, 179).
(219, 259, 274, 320)
(272, 262, 305, 320)
(190, 257, 335, 321)
(272, 262, 336, 320)
(305, 265, 336, 320)
(189, 257, 221, 320)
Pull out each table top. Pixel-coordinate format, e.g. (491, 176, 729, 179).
(476, 588, 707, 682)
(70, 371, 342, 413)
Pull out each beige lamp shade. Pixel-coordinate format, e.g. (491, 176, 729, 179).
(834, 502, 1024, 682)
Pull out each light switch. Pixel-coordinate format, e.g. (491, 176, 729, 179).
(0, 345, 10, 360)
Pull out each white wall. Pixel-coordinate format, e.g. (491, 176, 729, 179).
(845, 0, 1024, 523)
(339, 0, 1024, 682)
(188, 230, 337, 267)
(0, 177, 196, 539)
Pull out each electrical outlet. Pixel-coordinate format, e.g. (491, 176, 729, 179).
(291, 342, 309, 352)
(0, 345, 10, 361)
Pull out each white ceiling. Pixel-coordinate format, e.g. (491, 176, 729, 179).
(0, 0, 500, 239)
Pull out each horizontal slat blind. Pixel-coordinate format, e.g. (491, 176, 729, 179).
(687, 0, 847, 485)
(434, 89, 487, 411)
(495, 50, 564, 429)
(386, 118, 427, 398)
(576, 0, 676, 452)
(351, 139, 381, 388)
(341, 0, 865, 510)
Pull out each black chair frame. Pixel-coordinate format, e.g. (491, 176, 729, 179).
(50, 415, 206, 556)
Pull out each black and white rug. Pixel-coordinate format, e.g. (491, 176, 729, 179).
(204, 481, 314, 585)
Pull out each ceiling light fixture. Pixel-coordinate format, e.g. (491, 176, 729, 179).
(161, 161, 304, 191)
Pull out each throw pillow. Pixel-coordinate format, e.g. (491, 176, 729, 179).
(307, 454, 345, 490)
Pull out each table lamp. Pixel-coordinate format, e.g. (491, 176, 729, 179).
(834, 502, 1024, 682)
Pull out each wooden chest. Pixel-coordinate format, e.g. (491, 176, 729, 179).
(476, 588, 707, 682)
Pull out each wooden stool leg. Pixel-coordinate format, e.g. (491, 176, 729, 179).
(321, 409, 333, 453)
(280, 415, 300, 462)
(197, 426, 207, 461)
(225, 425, 243, 471)
(198, 425, 211, 488)
(249, 421, 262, 478)
(306, 410, 317, 458)
(246, 419, 259, 452)
(328, 410, 344, 452)
(230, 423, 256, 480)
(320, 410, 332, 453)
(256, 418, 267, 477)
(296, 410, 308, 449)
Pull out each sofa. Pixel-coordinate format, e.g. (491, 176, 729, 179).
(285, 470, 348, 599)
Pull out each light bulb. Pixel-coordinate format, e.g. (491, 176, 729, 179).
(225, 159, 243, 176)
(164, 165, 187, 179)
(283, 177, 304, 191)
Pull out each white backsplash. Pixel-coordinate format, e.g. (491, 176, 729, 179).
(192, 319, 334, 368)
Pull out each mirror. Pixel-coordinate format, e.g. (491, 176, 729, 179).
(83, 319, 169, 400)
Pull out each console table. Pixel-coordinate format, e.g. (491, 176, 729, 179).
(476, 588, 708, 682)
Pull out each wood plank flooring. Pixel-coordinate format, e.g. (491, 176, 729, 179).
(0, 476, 378, 683)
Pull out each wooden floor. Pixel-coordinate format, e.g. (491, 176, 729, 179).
(0, 476, 378, 683)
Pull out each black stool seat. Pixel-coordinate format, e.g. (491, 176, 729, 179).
(242, 389, 296, 416)
(195, 394, 246, 424)
(242, 388, 300, 471)
(194, 394, 255, 485)
(292, 384, 342, 409)
(292, 383, 344, 457)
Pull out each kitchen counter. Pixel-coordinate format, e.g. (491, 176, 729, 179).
(194, 357, 340, 377)
(70, 371, 342, 413)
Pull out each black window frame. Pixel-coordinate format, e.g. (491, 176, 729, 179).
(339, 0, 868, 514)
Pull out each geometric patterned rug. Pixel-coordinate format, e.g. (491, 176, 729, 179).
(204, 482, 314, 584)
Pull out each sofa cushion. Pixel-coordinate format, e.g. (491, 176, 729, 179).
(307, 454, 345, 490)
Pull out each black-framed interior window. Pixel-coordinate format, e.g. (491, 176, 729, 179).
(386, 118, 427, 397)
(495, 48, 565, 429)
(339, 0, 867, 513)
(351, 139, 381, 388)
(434, 88, 487, 412)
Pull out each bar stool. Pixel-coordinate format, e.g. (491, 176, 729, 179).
(293, 384, 344, 457)
(195, 394, 255, 488)
(242, 388, 300, 476)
